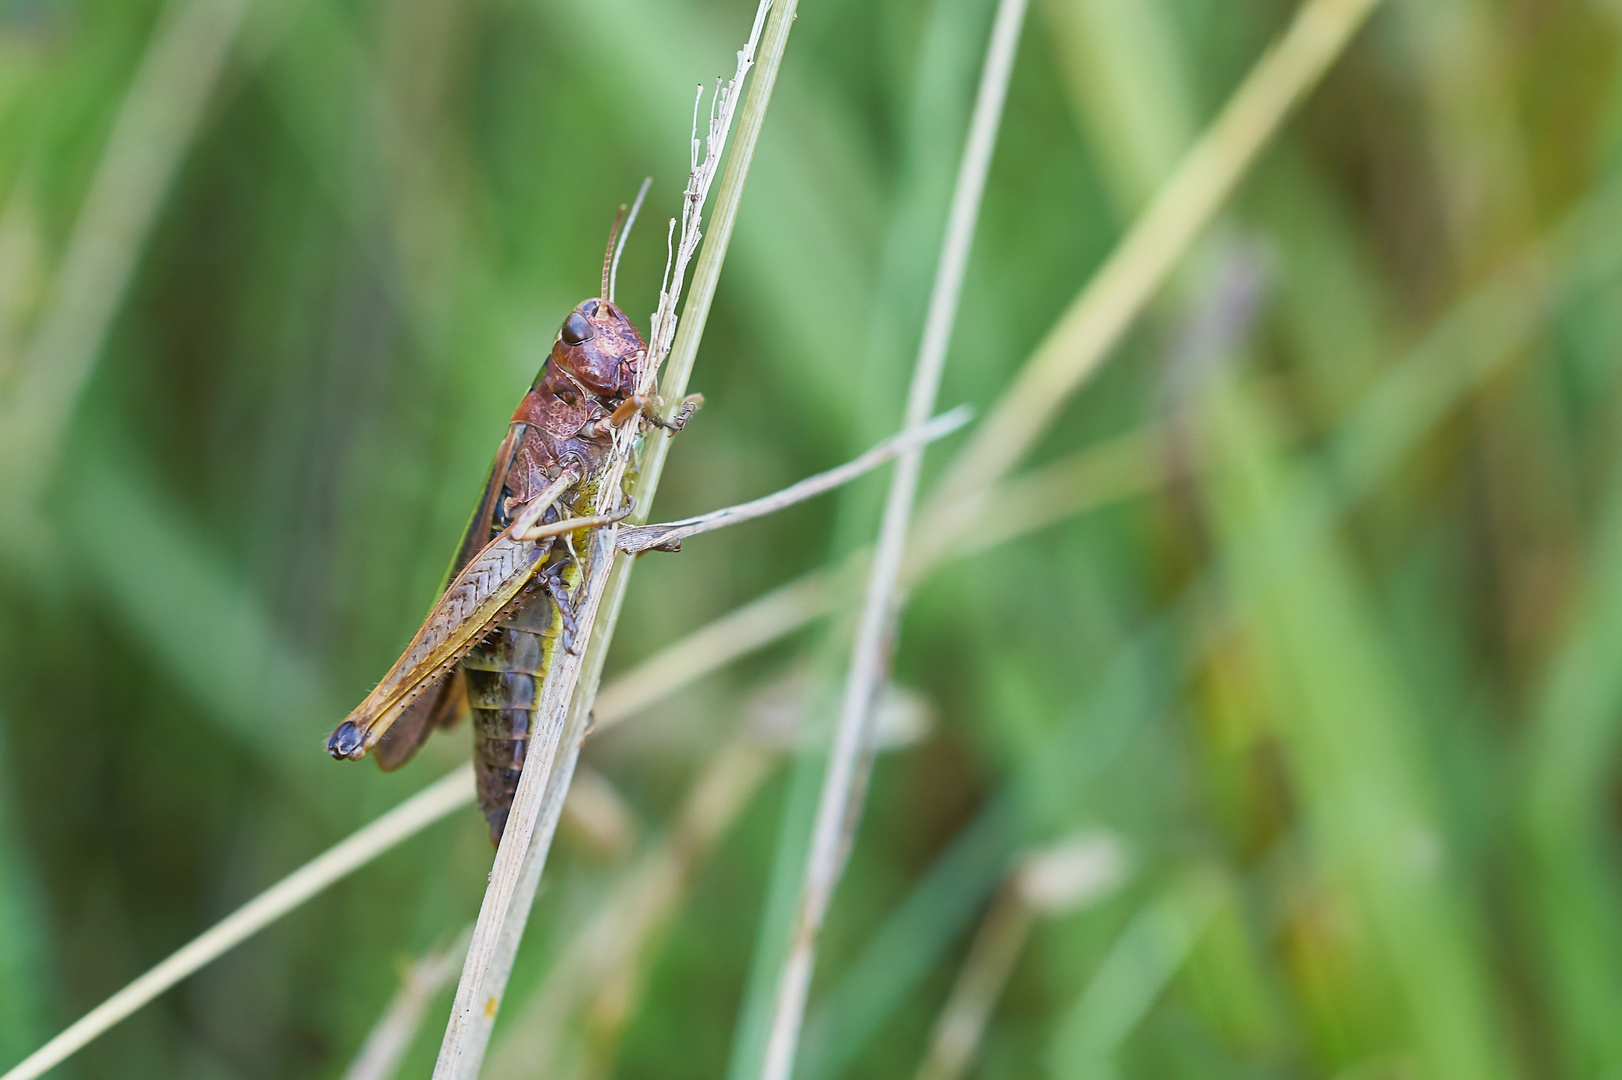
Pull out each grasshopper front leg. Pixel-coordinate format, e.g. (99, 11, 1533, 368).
(608, 392, 704, 433)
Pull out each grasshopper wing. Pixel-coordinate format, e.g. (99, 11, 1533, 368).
(356, 428, 524, 769)
(327, 529, 553, 761)
(446, 427, 523, 586)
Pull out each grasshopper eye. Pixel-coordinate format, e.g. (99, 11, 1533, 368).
(561, 311, 595, 346)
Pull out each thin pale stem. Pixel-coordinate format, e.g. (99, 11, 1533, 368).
(433, 2, 784, 1075)
(617, 407, 971, 554)
(755, 2, 1028, 1076)
(433, 530, 616, 1079)
(636, 0, 775, 406)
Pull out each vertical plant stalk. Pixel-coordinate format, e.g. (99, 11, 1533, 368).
(757, 2, 1029, 1077)
(431, 527, 615, 1080)
(613, 0, 775, 469)
(432, 2, 787, 1076)
(0, 0, 250, 504)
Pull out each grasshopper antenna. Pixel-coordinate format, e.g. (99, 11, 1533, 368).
(607, 176, 652, 305)
(601, 208, 625, 301)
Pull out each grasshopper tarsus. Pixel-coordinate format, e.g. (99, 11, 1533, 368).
(657, 392, 704, 434)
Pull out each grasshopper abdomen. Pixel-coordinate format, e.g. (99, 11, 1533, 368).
(464, 594, 555, 843)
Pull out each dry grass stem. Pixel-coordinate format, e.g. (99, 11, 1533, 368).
(922, 0, 1385, 521)
(757, 1, 1029, 1075)
(0, 766, 474, 1080)
(435, 4, 779, 1074)
(617, 406, 971, 554)
(442, 2, 802, 1071)
(637, 0, 773, 408)
(433, 531, 616, 1079)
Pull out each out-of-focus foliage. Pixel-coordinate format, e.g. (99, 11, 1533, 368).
(2, 0, 1622, 1077)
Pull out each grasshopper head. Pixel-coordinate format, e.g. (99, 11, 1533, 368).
(550, 298, 645, 400)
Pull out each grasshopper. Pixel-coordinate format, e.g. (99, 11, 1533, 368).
(325, 196, 968, 845)
(326, 197, 696, 843)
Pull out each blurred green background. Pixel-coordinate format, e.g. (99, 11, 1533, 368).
(4, 0, 1622, 1077)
